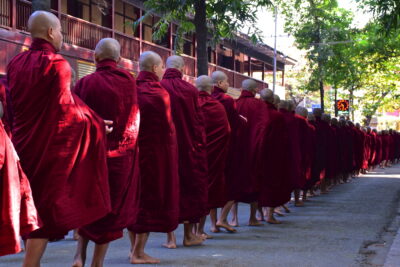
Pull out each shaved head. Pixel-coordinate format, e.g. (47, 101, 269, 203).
(139, 51, 162, 71)
(95, 38, 121, 62)
(211, 71, 229, 92)
(212, 71, 228, 84)
(242, 79, 257, 93)
(139, 51, 164, 79)
(166, 55, 184, 71)
(331, 118, 338, 126)
(273, 94, 280, 105)
(260, 89, 274, 104)
(295, 106, 308, 118)
(313, 108, 322, 118)
(322, 113, 331, 122)
(278, 100, 289, 111)
(28, 11, 62, 51)
(308, 113, 315, 121)
(287, 100, 295, 112)
(195, 75, 213, 93)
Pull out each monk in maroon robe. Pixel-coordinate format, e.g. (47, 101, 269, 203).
(127, 51, 179, 264)
(368, 128, 377, 168)
(7, 11, 111, 266)
(71, 38, 140, 267)
(211, 70, 246, 228)
(258, 89, 292, 224)
(196, 75, 231, 234)
(0, 117, 39, 257)
(229, 79, 267, 226)
(160, 56, 208, 244)
(308, 109, 328, 190)
(278, 101, 303, 203)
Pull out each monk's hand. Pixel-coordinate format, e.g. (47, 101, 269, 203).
(104, 120, 114, 134)
(239, 115, 248, 123)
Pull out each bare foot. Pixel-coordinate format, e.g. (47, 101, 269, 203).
(130, 253, 160, 264)
(282, 205, 291, 213)
(72, 258, 84, 267)
(274, 209, 285, 217)
(216, 221, 237, 233)
(295, 201, 305, 207)
(210, 226, 220, 233)
(199, 232, 213, 239)
(267, 217, 282, 224)
(73, 229, 80, 241)
(183, 235, 204, 247)
(248, 220, 263, 226)
(162, 241, 177, 249)
(229, 218, 239, 227)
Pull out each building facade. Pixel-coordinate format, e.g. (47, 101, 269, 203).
(0, 0, 295, 94)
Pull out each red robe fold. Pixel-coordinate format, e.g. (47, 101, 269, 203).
(229, 90, 266, 203)
(198, 91, 231, 209)
(7, 38, 111, 239)
(293, 115, 312, 189)
(375, 134, 383, 166)
(74, 60, 140, 244)
(309, 117, 328, 185)
(128, 71, 179, 233)
(279, 109, 302, 190)
(0, 80, 11, 135)
(161, 68, 208, 222)
(259, 102, 291, 207)
(0, 122, 39, 256)
(211, 86, 246, 201)
(368, 132, 377, 166)
(325, 123, 338, 179)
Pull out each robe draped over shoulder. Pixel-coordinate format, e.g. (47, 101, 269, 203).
(128, 71, 179, 233)
(7, 38, 111, 239)
(161, 69, 208, 222)
(0, 122, 39, 256)
(198, 91, 231, 209)
(74, 60, 140, 244)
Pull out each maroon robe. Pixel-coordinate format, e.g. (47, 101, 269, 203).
(74, 59, 140, 244)
(325, 123, 338, 179)
(7, 38, 110, 239)
(279, 109, 302, 190)
(0, 80, 11, 135)
(198, 91, 231, 209)
(230, 90, 266, 203)
(375, 134, 383, 166)
(293, 115, 312, 189)
(211, 86, 246, 201)
(161, 68, 208, 222)
(0, 122, 39, 256)
(259, 102, 291, 207)
(368, 132, 377, 166)
(128, 71, 179, 233)
(309, 117, 328, 185)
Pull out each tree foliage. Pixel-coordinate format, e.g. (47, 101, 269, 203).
(276, 0, 353, 112)
(139, 0, 273, 75)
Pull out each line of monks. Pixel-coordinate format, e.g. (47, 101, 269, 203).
(1, 11, 400, 267)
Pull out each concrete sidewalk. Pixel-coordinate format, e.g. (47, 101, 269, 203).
(1, 165, 400, 266)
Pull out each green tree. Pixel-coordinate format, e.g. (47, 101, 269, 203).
(275, 0, 353, 112)
(357, 0, 400, 32)
(138, 0, 272, 75)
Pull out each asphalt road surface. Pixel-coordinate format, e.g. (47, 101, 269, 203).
(1, 165, 400, 267)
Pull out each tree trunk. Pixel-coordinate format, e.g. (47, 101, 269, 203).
(32, 0, 51, 12)
(319, 80, 324, 113)
(194, 0, 208, 76)
(334, 87, 338, 117)
(349, 87, 354, 121)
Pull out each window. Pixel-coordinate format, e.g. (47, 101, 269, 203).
(66, 0, 112, 28)
(114, 0, 139, 36)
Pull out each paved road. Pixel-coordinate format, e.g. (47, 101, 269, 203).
(1, 165, 400, 267)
